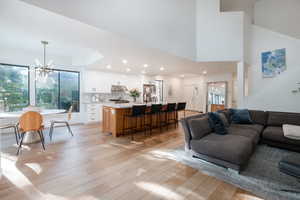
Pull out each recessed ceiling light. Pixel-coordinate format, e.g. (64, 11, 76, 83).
(180, 74, 185, 78)
(141, 70, 146, 74)
(126, 68, 131, 72)
(106, 65, 111, 69)
(143, 64, 148, 68)
(160, 67, 165, 71)
(203, 70, 207, 75)
(122, 59, 128, 64)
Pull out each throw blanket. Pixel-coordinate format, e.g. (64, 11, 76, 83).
(283, 124, 300, 140)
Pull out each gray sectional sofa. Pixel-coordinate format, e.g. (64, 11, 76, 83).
(181, 110, 300, 172)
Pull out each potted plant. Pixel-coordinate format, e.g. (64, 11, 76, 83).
(129, 88, 141, 102)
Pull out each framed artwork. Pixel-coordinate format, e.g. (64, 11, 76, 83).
(262, 48, 287, 78)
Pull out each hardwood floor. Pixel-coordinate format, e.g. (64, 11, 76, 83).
(0, 122, 263, 200)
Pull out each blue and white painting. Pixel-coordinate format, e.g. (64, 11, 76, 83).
(262, 48, 287, 78)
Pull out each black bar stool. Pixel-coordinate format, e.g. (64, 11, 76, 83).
(176, 102, 187, 124)
(145, 104, 162, 135)
(162, 103, 177, 130)
(123, 105, 147, 140)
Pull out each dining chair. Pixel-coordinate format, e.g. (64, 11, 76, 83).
(17, 111, 45, 155)
(49, 106, 74, 141)
(0, 123, 20, 144)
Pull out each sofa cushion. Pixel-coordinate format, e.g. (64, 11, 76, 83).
(229, 124, 264, 145)
(230, 124, 264, 134)
(249, 110, 268, 125)
(267, 112, 300, 126)
(208, 112, 228, 135)
(190, 134, 253, 165)
(188, 117, 212, 140)
(262, 126, 300, 146)
(230, 109, 253, 124)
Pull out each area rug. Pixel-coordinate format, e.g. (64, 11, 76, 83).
(167, 145, 300, 200)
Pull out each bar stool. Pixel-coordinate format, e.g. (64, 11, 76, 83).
(145, 104, 162, 135)
(162, 103, 177, 130)
(176, 102, 187, 124)
(123, 105, 147, 140)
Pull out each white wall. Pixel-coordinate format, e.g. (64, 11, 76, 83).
(196, 0, 244, 62)
(151, 76, 184, 103)
(182, 73, 234, 112)
(245, 25, 300, 112)
(20, 0, 197, 60)
(183, 77, 205, 112)
(220, 0, 256, 22)
(255, 0, 300, 40)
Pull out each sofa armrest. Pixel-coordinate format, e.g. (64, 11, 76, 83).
(180, 119, 192, 150)
(180, 113, 207, 151)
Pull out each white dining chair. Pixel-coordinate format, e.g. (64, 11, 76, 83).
(0, 123, 20, 144)
(49, 106, 74, 141)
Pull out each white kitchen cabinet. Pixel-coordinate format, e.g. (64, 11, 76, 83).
(85, 103, 103, 123)
(84, 71, 112, 93)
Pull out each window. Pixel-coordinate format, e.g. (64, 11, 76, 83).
(0, 63, 29, 111)
(36, 69, 80, 112)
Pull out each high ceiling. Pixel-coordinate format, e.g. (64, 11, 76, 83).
(0, 0, 237, 76)
(20, 0, 197, 61)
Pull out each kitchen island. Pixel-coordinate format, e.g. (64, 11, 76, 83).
(102, 103, 171, 137)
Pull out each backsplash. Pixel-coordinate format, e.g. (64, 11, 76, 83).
(83, 92, 135, 103)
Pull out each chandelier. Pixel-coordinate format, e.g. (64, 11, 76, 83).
(35, 41, 54, 80)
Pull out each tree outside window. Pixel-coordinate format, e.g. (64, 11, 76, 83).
(0, 64, 29, 112)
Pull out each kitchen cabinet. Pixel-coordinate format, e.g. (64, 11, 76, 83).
(85, 103, 103, 123)
(84, 71, 112, 93)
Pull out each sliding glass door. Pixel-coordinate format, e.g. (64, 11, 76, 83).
(0, 64, 29, 112)
(36, 69, 80, 112)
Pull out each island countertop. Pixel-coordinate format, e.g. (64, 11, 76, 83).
(102, 102, 168, 109)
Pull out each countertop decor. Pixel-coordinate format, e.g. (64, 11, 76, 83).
(129, 88, 141, 102)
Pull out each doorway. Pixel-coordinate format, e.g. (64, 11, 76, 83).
(206, 81, 227, 112)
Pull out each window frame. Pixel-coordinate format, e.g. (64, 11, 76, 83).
(0, 63, 30, 111)
(35, 68, 81, 112)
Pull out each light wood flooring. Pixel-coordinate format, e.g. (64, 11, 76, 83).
(0, 121, 263, 200)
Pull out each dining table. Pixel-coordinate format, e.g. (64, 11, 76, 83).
(0, 109, 66, 144)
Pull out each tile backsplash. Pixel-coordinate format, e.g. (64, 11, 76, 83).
(83, 93, 134, 103)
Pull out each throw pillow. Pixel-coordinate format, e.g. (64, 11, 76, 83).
(208, 112, 228, 135)
(230, 109, 253, 124)
(218, 112, 230, 127)
(283, 124, 300, 140)
(188, 117, 212, 140)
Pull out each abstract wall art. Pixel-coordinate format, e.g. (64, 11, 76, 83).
(261, 48, 287, 78)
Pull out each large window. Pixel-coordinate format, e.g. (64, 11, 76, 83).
(36, 69, 80, 112)
(0, 64, 29, 111)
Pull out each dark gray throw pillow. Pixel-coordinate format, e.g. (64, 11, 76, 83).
(208, 112, 228, 135)
(188, 117, 212, 140)
(218, 112, 230, 127)
(230, 108, 253, 124)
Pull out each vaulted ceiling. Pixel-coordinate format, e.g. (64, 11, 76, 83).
(20, 0, 197, 61)
(1, 0, 237, 76)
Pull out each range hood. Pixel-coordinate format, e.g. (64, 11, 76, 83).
(111, 85, 128, 93)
